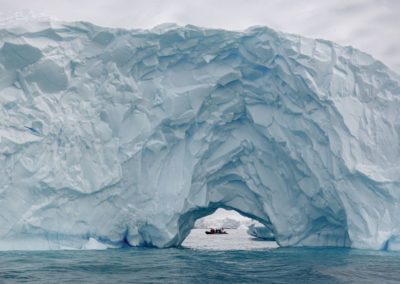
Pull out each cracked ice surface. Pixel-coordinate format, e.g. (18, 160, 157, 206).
(1, 17, 400, 250)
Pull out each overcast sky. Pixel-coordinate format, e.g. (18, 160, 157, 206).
(1, 0, 399, 72)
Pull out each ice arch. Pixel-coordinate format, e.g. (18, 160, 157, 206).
(148, 112, 352, 249)
(1, 18, 400, 250)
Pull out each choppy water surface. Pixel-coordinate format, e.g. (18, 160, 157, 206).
(1, 229, 400, 283)
(182, 229, 279, 250)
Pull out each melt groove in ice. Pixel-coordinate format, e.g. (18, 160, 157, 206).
(1, 17, 400, 251)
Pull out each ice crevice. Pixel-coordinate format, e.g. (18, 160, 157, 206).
(0, 17, 400, 250)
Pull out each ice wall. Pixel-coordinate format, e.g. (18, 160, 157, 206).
(1, 16, 400, 250)
(247, 224, 275, 241)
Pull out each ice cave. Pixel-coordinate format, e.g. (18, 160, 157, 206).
(1, 16, 400, 251)
(182, 208, 277, 250)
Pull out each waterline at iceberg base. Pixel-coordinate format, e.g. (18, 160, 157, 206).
(1, 17, 400, 251)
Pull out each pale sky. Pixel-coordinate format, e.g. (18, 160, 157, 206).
(1, 0, 399, 72)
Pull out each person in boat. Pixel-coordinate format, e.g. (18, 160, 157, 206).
(205, 227, 227, 234)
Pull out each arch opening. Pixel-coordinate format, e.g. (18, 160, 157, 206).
(180, 207, 278, 250)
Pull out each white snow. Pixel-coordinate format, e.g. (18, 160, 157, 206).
(82, 238, 109, 250)
(1, 17, 400, 251)
(194, 208, 260, 229)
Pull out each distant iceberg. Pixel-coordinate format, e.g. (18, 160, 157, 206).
(1, 15, 400, 250)
(194, 208, 259, 229)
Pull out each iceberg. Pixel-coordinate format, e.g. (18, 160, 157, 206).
(1, 15, 400, 250)
(247, 224, 275, 241)
(195, 217, 241, 229)
(194, 208, 257, 229)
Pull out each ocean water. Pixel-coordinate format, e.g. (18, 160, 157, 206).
(1, 229, 400, 283)
(182, 229, 279, 250)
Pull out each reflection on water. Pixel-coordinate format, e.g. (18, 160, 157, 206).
(182, 229, 278, 250)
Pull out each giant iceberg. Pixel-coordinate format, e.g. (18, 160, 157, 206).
(247, 224, 275, 241)
(1, 14, 400, 251)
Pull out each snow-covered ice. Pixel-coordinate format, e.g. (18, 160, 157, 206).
(194, 208, 258, 229)
(1, 15, 400, 250)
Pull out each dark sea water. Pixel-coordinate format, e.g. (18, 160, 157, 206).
(1, 231, 400, 283)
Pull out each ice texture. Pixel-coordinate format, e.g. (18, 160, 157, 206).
(247, 224, 275, 241)
(1, 17, 400, 251)
(195, 218, 241, 229)
(194, 208, 257, 229)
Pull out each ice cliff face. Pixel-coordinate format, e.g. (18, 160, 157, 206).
(247, 224, 275, 241)
(1, 16, 400, 251)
